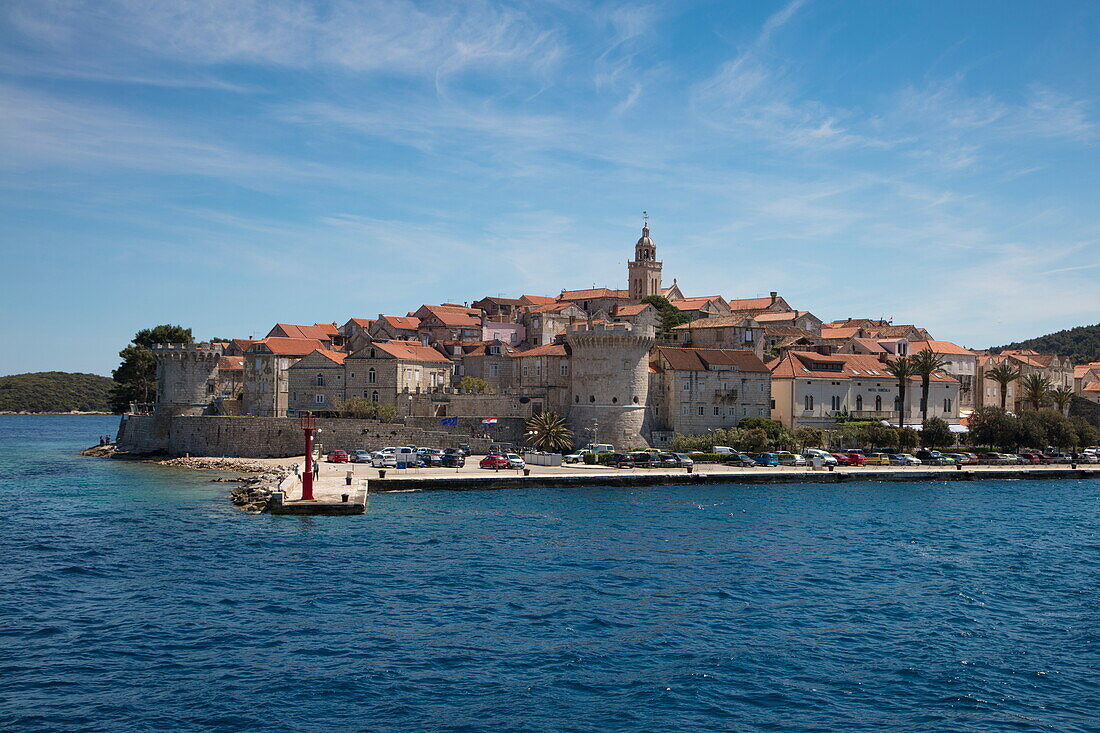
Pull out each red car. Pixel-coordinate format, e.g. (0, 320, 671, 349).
(326, 450, 349, 463)
(1016, 452, 1045, 464)
(845, 451, 868, 466)
(831, 453, 853, 466)
(479, 454, 510, 469)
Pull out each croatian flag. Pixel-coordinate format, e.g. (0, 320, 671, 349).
(481, 417, 499, 426)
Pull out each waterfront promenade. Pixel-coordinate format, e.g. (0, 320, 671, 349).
(283, 457, 1100, 500)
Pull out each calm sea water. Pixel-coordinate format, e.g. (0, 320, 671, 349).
(0, 415, 1097, 732)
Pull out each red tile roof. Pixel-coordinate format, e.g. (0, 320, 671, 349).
(249, 338, 325, 356)
(907, 340, 976, 357)
(657, 347, 769, 373)
(267, 323, 337, 341)
(669, 296, 724, 311)
(417, 304, 482, 328)
(753, 310, 805, 323)
(726, 297, 775, 311)
(770, 351, 957, 382)
(217, 356, 244, 370)
(520, 295, 556, 305)
(379, 315, 421, 331)
(558, 287, 629, 301)
(613, 303, 652, 316)
(511, 343, 568, 357)
(315, 348, 347, 365)
(671, 315, 757, 330)
(355, 341, 450, 362)
(347, 318, 375, 328)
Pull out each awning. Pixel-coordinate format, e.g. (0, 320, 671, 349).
(880, 420, 968, 433)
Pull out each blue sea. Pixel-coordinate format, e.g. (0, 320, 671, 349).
(1, 415, 1097, 732)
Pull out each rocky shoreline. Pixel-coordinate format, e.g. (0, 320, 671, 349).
(229, 467, 292, 513)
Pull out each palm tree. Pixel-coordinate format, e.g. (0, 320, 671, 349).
(1020, 373, 1051, 411)
(910, 348, 949, 424)
(985, 363, 1021, 411)
(885, 356, 917, 429)
(1050, 386, 1075, 416)
(525, 411, 574, 451)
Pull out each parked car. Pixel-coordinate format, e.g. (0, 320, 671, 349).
(950, 452, 976, 465)
(630, 453, 662, 468)
(440, 453, 465, 468)
(350, 450, 372, 463)
(915, 449, 948, 465)
(326, 450, 349, 463)
(443, 447, 468, 457)
(725, 452, 757, 467)
(479, 455, 510, 469)
(670, 453, 695, 468)
(505, 453, 525, 469)
(845, 451, 868, 466)
(418, 449, 444, 467)
(888, 453, 921, 466)
(866, 453, 891, 466)
(831, 453, 853, 466)
(655, 452, 681, 468)
(775, 451, 806, 467)
(1045, 452, 1074, 464)
(600, 453, 635, 469)
(1077, 452, 1099, 464)
(802, 448, 838, 466)
(754, 452, 779, 467)
(563, 449, 592, 464)
(371, 453, 397, 468)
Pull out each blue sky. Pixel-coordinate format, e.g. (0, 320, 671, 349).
(1, 0, 1098, 376)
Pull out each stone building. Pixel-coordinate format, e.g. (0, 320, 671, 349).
(509, 342, 572, 417)
(557, 287, 630, 316)
(344, 341, 453, 412)
(565, 322, 654, 449)
(520, 302, 586, 347)
(667, 296, 731, 320)
(753, 310, 823, 335)
(472, 296, 525, 321)
(266, 323, 342, 349)
(670, 315, 765, 359)
(649, 347, 771, 441)
(413, 304, 484, 342)
(151, 342, 224, 416)
(215, 355, 244, 400)
(369, 315, 421, 341)
(446, 339, 517, 392)
(340, 318, 375, 354)
(287, 349, 349, 416)
(727, 292, 792, 316)
(975, 350, 1074, 412)
(769, 351, 961, 429)
(242, 338, 324, 417)
(907, 340, 978, 409)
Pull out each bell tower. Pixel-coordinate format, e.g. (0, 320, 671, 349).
(627, 213, 662, 302)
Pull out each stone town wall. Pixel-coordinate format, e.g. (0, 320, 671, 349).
(117, 415, 494, 457)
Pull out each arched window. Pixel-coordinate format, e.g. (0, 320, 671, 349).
(875, 395, 882, 411)
(371, 390, 379, 403)
(590, 395, 595, 402)
(856, 395, 863, 411)
(369, 348, 376, 358)
(368, 368, 376, 384)
(314, 373, 324, 387)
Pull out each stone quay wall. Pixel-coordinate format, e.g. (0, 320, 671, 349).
(117, 414, 494, 457)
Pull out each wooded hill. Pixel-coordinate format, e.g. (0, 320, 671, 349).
(0, 372, 115, 413)
(992, 323, 1100, 364)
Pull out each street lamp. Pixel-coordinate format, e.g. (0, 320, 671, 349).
(299, 411, 317, 501)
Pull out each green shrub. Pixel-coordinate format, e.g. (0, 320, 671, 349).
(582, 453, 597, 465)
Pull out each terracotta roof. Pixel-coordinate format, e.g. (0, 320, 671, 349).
(316, 348, 347, 365)
(908, 340, 976, 357)
(1083, 381, 1100, 393)
(657, 346, 769, 373)
(763, 325, 815, 338)
(850, 337, 887, 354)
(249, 337, 325, 356)
(511, 343, 568, 357)
(558, 287, 629, 301)
(475, 296, 524, 306)
(230, 338, 257, 351)
(525, 302, 581, 314)
(267, 323, 337, 341)
(727, 297, 775, 311)
(669, 296, 724, 311)
(353, 341, 450, 362)
(866, 325, 923, 339)
(613, 303, 652, 317)
(770, 351, 957, 382)
(378, 315, 421, 331)
(753, 310, 806, 323)
(347, 318, 375, 328)
(671, 315, 757, 330)
(1074, 363, 1100, 378)
(417, 304, 482, 328)
(520, 295, 556, 305)
(821, 327, 863, 339)
(217, 356, 244, 370)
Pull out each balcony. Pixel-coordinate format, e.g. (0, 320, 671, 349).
(849, 410, 894, 419)
(713, 389, 739, 404)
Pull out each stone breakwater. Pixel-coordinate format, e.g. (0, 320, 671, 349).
(155, 456, 272, 472)
(229, 467, 292, 513)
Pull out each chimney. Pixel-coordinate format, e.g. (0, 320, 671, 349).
(770, 291, 777, 305)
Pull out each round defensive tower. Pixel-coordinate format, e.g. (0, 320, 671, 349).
(151, 343, 223, 416)
(566, 322, 654, 449)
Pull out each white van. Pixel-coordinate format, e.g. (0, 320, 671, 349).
(802, 448, 838, 466)
(712, 446, 734, 454)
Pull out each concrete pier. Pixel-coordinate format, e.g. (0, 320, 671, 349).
(292, 459, 1100, 496)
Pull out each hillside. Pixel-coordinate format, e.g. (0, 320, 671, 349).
(0, 372, 115, 413)
(991, 323, 1100, 364)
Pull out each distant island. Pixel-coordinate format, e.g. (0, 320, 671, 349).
(0, 372, 114, 413)
(992, 323, 1100, 365)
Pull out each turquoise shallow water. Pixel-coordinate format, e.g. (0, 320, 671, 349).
(0, 415, 1098, 732)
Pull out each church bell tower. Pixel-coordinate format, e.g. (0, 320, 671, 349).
(627, 214, 662, 302)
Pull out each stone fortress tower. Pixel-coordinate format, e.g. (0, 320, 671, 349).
(151, 343, 223, 416)
(627, 215, 662, 302)
(566, 321, 655, 449)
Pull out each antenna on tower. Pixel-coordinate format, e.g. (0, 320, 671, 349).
(642, 210, 648, 226)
